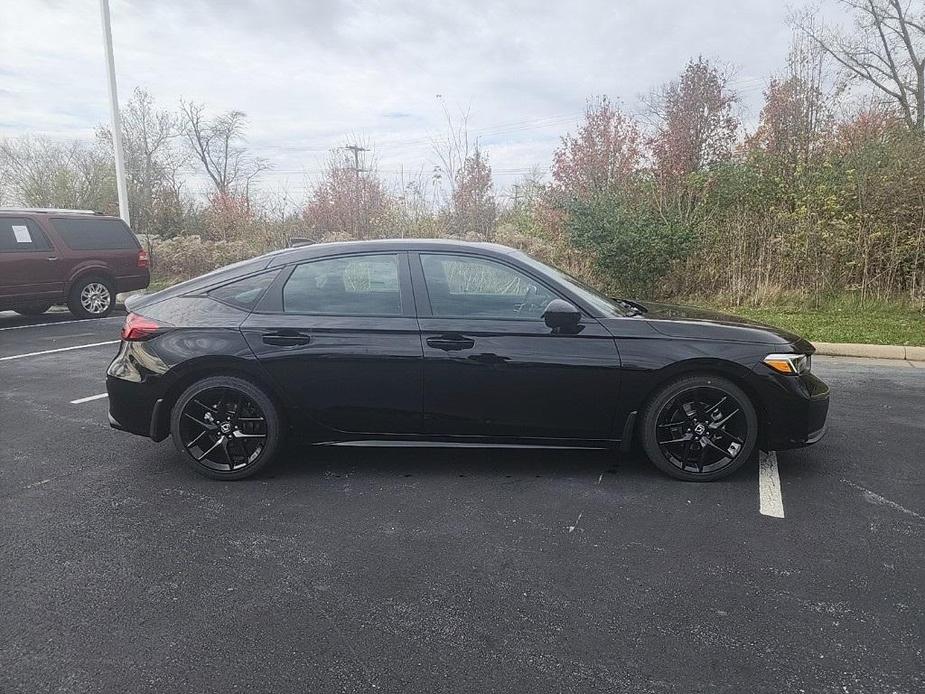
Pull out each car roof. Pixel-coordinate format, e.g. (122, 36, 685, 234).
(266, 238, 519, 266)
(0, 208, 121, 220)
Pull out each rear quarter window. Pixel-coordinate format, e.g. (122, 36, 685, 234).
(208, 270, 279, 310)
(51, 217, 139, 250)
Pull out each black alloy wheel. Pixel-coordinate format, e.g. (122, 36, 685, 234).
(641, 375, 758, 481)
(170, 376, 281, 480)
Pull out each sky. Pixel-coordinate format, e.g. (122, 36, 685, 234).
(0, 0, 848, 196)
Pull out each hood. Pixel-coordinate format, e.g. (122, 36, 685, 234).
(637, 301, 809, 348)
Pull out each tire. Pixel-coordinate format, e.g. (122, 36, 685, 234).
(67, 275, 115, 319)
(640, 374, 758, 482)
(14, 303, 53, 316)
(170, 375, 281, 480)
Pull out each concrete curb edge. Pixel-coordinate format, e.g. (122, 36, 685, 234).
(814, 341, 925, 363)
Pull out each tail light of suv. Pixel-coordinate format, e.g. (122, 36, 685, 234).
(121, 312, 169, 341)
(137, 249, 150, 268)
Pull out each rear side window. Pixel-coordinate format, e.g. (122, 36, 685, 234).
(283, 254, 402, 315)
(0, 218, 51, 252)
(209, 270, 279, 310)
(51, 217, 139, 250)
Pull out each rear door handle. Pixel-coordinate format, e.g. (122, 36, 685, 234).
(262, 331, 311, 346)
(426, 334, 475, 351)
(47, 256, 59, 261)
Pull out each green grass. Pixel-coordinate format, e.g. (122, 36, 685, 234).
(697, 298, 925, 346)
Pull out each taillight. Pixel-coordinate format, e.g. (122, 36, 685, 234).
(137, 249, 150, 268)
(121, 312, 164, 341)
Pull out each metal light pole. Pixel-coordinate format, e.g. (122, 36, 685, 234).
(99, 0, 130, 225)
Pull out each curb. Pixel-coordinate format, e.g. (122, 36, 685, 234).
(814, 341, 925, 363)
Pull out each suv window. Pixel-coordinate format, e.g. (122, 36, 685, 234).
(283, 254, 402, 315)
(51, 217, 139, 250)
(421, 254, 557, 319)
(209, 270, 279, 310)
(0, 218, 51, 252)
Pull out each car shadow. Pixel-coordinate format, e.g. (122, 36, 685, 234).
(257, 442, 668, 484)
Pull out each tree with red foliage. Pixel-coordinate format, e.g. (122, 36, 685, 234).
(551, 96, 642, 200)
(302, 149, 392, 240)
(648, 57, 739, 181)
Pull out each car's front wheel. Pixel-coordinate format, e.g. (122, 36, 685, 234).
(640, 374, 758, 482)
(170, 376, 281, 480)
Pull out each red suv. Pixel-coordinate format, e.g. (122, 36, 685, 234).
(0, 209, 150, 319)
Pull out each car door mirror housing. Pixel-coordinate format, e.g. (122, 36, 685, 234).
(542, 299, 582, 332)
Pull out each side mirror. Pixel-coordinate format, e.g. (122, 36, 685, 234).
(542, 299, 582, 332)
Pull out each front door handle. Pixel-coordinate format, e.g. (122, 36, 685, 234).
(426, 334, 475, 351)
(262, 331, 311, 346)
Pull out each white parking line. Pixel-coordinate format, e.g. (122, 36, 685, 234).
(842, 479, 925, 523)
(758, 450, 785, 518)
(0, 340, 119, 362)
(0, 317, 121, 332)
(70, 393, 109, 404)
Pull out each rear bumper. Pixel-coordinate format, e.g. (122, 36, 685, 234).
(107, 373, 166, 439)
(115, 271, 150, 293)
(106, 340, 168, 440)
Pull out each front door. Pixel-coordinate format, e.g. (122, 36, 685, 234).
(242, 252, 423, 437)
(414, 252, 621, 441)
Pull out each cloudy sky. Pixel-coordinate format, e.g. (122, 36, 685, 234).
(0, 0, 846, 194)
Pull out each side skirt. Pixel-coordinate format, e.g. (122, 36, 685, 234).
(318, 439, 618, 451)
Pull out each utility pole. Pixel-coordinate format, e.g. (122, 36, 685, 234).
(99, 0, 130, 225)
(343, 144, 368, 239)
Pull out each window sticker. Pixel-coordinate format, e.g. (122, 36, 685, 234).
(12, 225, 32, 243)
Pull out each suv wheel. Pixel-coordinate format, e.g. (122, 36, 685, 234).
(14, 303, 53, 316)
(68, 276, 115, 319)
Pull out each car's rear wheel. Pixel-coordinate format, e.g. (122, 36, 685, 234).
(14, 303, 53, 316)
(67, 276, 115, 318)
(640, 374, 758, 482)
(170, 376, 281, 480)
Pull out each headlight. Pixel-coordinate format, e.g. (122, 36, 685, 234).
(763, 353, 811, 375)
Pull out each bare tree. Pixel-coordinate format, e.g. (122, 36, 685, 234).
(97, 88, 186, 234)
(180, 101, 269, 197)
(0, 136, 114, 211)
(430, 101, 472, 205)
(795, 1, 925, 131)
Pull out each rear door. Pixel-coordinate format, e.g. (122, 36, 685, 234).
(413, 252, 621, 441)
(241, 252, 423, 436)
(0, 216, 64, 303)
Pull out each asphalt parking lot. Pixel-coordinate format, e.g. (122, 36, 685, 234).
(1, 310, 923, 693)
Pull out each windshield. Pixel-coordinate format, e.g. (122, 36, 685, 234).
(513, 252, 633, 317)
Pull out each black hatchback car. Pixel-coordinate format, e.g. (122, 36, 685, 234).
(107, 240, 829, 481)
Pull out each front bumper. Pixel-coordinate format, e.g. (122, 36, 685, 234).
(756, 368, 830, 450)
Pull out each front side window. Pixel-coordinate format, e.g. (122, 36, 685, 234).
(51, 217, 138, 250)
(421, 253, 557, 319)
(0, 218, 51, 252)
(283, 254, 402, 315)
